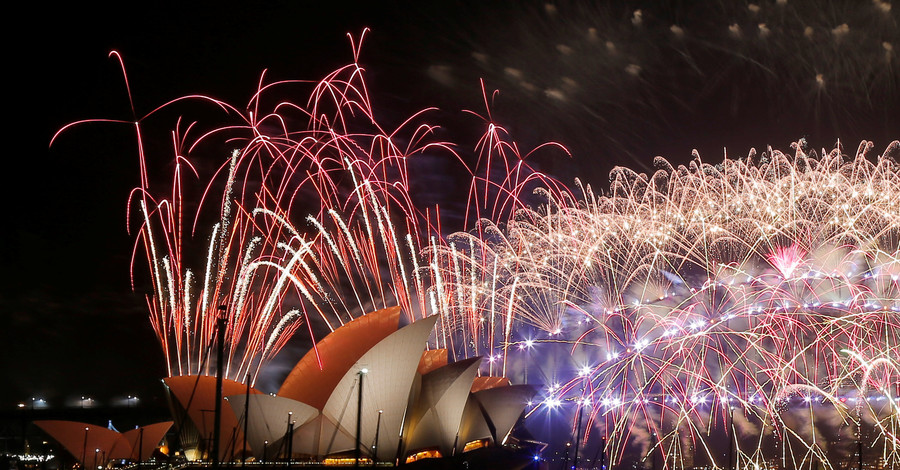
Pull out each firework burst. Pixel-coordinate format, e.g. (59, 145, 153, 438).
(56, 32, 565, 385)
(431, 139, 900, 468)
(57, 26, 900, 469)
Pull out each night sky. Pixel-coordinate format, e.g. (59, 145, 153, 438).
(5, 0, 898, 410)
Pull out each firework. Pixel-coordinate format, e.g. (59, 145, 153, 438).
(54, 33, 565, 385)
(118, 35, 451, 382)
(411, 1, 899, 167)
(58, 25, 900, 469)
(431, 139, 900, 468)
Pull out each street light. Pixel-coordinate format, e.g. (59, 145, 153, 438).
(599, 436, 606, 470)
(41, 440, 49, 470)
(82, 427, 89, 469)
(212, 308, 227, 470)
(242, 373, 250, 468)
(137, 426, 144, 465)
(285, 412, 295, 465)
(520, 338, 535, 383)
(727, 406, 735, 470)
(355, 367, 368, 469)
(371, 409, 383, 467)
(573, 398, 586, 470)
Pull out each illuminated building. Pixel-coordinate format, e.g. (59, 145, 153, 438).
(161, 306, 536, 465)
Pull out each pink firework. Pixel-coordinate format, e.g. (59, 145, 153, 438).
(55, 32, 567, 385)
(767, 245, 807, 279)
(54, 27, 900, 470)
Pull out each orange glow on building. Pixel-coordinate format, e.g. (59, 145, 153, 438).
(405, 448, 443, 463)
(323, 457, 373, 466)
(462, 439, 490, 453)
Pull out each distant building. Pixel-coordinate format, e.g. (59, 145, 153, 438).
(33, 420, 173, 466)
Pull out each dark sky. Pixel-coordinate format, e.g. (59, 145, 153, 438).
(5, 1, 414, 408)
(4, 0, 898, 409)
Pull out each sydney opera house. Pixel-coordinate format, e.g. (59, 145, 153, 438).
(34, 307, 539, 468)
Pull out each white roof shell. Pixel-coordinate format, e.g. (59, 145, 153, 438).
(403, 357, 481, 457)
(225, 393, 317, 458)
(455, 384, 536, 453)
(289, 315, 438, 460)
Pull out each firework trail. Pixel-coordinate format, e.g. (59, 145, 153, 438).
(54, 32, 567, 385)
(57, 24, 900, 469)
(431, 139, 900, 468)
(120, 35, 453, 383)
